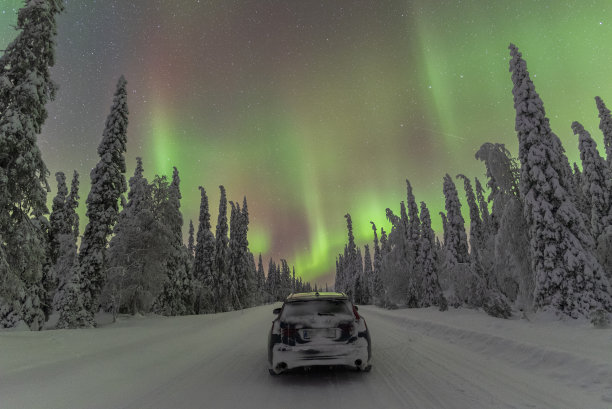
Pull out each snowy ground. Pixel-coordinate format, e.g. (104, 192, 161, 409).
(1, 305, 611, 409)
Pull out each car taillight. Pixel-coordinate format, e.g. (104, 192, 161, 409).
(338, 323, 354, 335)
(281, 327, 298, 338)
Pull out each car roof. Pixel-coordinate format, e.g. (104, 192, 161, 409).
(284, 292, 348, 302)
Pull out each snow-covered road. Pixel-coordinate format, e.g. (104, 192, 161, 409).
(1, 305, 610, 409)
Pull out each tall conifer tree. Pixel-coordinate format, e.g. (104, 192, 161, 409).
(474, 177, 490, 231)
(105, 158, 166, 316)
(509, 44, 610, 316)
(55, 172, 90, 328)
(44, 172, 69, 316)
(0, 0, 65, 329)
(257, 254, 266, 302)
(418, 202, 444, 307)
(154, 167, 194, 315)
(214, 185, 230, 311)
(370, 222, 383, 300)
(67, 171, 80, 241)
(443, 174, 470, 266)
(406, 180, 421, 244)
(193, 186, 216, 313)
(595, 96, 612, 168)
(78, 76, 128, 319)
(572, 122, 612, 280)
(343, 213, 359, 300)
(188, 220, 195, 258)
(457, 175, 484, 259)
(227, 201, 243, 310)
(363, 244, 373, 304)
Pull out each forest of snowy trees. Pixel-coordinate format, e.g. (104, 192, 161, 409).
(0, 1, 311, 330)
(2, 1, 611, 330)
(336, 44, 612, 321)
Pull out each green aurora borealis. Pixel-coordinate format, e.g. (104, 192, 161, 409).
(1, 0, 611, 285)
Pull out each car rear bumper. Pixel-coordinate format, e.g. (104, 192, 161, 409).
(270, 337, 370, 373)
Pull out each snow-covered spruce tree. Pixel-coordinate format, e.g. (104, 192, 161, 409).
(380, 227, 390, 256)
(0, 0, 65, 330)
(475, 142, 532, 309)
(406, 180, 421, 245)
(438, 211, 450, 286)
(456, 175, 484, 261)
(417, 202, 445, 309)
(442, 174, 474, 306)
(572, 162, 591, 221)
(226, 201, 248, 310)
(45, 171, 81, 320)
(188, 220, 195, 259)
(67, 171, 80, 241)
(380, 207, 411, 306)
(55, 269, 93, 329)
(153, 167, 194, 316)
(193, 186, 216, 314)
(334, 255, 343, 293)
(237, 197, 255, 308)
(509, 44, 611, 316)
(354, 272, 364, 303)
(78, 76, 128, 320)
(595, 96, 612, 167)
(49, 173, 70, 267)
(280, 259, 292, 299)
(369, 222, 384, 302)
(54, 170, 91, 329)
(363, 244, 373, 304)
(53, 171, 79, 309)
(474, 177, 491, 233)
(439, 211, 449, 251)
(248, 251, 258, 301)
(572, 122, 612, 280)
(105, 158, 165, 317)
(44, 172, 70, 318)
(267, 258, 278, 301)
(353, 247, 366, 303)
(214, 185, 230, 311)
(475, 143, 521, 228)
(458, 174, 511, 317)
(573, 122, 612, 239)
(257, 254, 266, 303)
(456, 174, 492, 298)
(405, 181, 423, 304)
(443, 174, 470, 266)
(342, 213, 359, 300)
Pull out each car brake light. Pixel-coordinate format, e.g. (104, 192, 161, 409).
(281, 327, 298, 338)
(352, 305, 360, 320)
(338, 323, 354, 334)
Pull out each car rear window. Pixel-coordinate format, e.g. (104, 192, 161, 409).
(281, 300, 351, 318)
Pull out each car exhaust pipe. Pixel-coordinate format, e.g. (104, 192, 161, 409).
(276, 362, 287, 373)
(355, 359, 362, 367)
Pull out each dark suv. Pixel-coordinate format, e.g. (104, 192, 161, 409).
(267, 292, 372, 375)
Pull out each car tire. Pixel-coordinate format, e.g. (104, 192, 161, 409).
(363, 364, 372, 372)
(268, 368, 280, 376)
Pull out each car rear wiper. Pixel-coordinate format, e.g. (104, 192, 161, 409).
(317, 312, 334, 316)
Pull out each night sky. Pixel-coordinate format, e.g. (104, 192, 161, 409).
(1, 0, 611, 285)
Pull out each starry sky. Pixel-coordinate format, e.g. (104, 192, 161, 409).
(1, 0, 611, 285)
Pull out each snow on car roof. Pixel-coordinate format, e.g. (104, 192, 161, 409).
(285, 292, 348, 302)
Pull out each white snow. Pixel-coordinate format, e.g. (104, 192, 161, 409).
(1, 305, 611, 409)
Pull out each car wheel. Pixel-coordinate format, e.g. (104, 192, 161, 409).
(363, 364, 372, 372)
(268, 368, 280, 376)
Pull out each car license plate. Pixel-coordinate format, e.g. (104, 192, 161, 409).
(302, 329, 336, 339)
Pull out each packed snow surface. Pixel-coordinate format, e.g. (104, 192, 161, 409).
(1, 305, 611, 409)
